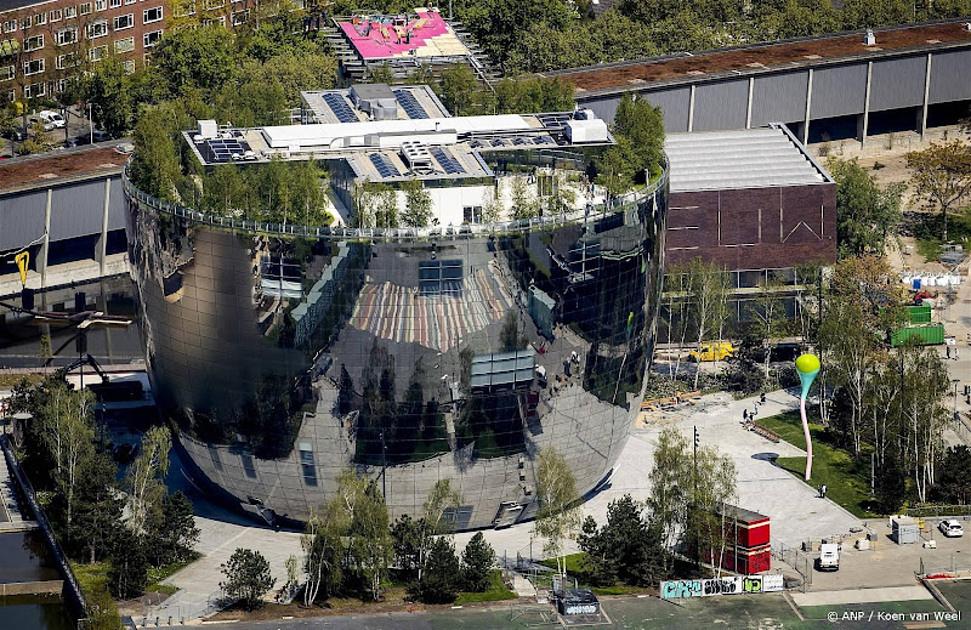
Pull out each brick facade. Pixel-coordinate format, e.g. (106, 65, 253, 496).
(0, 0, 264, 102)
(665, 183, 837, 272)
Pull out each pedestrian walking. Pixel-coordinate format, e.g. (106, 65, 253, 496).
(743, 409, 749, 422)
(947, 345, 952, 359)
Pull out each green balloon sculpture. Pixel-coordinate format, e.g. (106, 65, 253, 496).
(794, 353, 820, 481)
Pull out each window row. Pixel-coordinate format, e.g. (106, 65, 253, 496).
(4, 4, 164, 32)
(2, 59, 136, 91)
(2, 36, 152, 80)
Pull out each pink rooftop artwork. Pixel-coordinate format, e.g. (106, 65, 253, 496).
(337, 9, 470, 61)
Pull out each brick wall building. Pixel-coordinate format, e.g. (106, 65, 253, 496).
(665, 124, 836, 276)
(0, 0, 286, 103)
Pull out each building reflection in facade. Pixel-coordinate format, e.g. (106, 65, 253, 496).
(125, 165, 668, 530)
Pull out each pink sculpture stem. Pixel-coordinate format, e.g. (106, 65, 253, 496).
(801, 395, 813, 481)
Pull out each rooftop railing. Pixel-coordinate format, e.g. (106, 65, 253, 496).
(123, 160, 667, 242)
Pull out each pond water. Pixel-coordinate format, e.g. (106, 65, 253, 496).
(0, 530, 60, 583)
(0, 595, 73, 630)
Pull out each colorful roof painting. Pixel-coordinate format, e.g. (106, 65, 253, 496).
(336, 9, 470, 61)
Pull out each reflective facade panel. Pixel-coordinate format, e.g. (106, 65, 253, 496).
(125, 168, 668, 529)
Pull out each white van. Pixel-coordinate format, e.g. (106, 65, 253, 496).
(29, 110, 66, 131)
(816, 543, 840, 572)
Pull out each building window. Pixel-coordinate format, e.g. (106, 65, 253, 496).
(298, 442, 317, 487)
(113, 14, 133, 29)
(174, 0, 195, 16)
(142, 29, 161, 47)
(20, 17, 31, 29)
(2, 21, 16, 33)
(122, 59, 134, 73)
(109, 0, 122, 8)
(231, 10, 247, 25)
(34, 13, 46, 25)
(125, 0, 136, 5)
(64, 6, 77, 18)
(201, 15, 224, 26)
(114, 35, 134, 52)
(80, 2, 92, 14)
(54, 78, 66, 93)
(56, 27, 78, 46)
(49, 9, 62, 21)
(55, 53, 79, 70)
(143, 6, 162, 23)
(23, 35, 44, 51)
(95, 0, 107, 9)
(0, 65, 14, 82)
(24, 82, 45, 98)
(87, 20, 108, 38)
(463, 206, 483, 224)
(89, 45, 107, 61)
(204, 0, 222, 8)
(23, 58, 44, 75)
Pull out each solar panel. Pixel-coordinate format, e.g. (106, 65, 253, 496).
(323, 93, 358, 123)
(207, 139, 246, 162)
(368, 153, 399, 178)
(430, 147, 464, 175)
(394, 90, 428, 119)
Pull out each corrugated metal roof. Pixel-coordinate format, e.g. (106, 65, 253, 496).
(665, 126, 831, 193)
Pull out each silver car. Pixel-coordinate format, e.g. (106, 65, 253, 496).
(939, 519, 964, 538)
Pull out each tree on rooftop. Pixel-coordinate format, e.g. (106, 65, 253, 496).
(456, 0, 574, 68)
(130, 102, 191, 200)
(827, 157, 903, 258)
(439, 64, 480, 117)
(82, 56, 134, 137)
(906, 140, 971, 243)
(401, 180, 433, 227)
(494, 76, 575, 114)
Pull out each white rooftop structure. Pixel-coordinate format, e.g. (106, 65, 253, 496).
(664, 125, 832, 193)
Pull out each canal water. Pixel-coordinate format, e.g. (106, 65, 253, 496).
(0, 594, 73, 630)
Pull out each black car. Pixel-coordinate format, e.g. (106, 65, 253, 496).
(2, 127, 27, 141)
(67, 129, 111, 146)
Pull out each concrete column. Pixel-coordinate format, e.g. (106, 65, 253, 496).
(38, 188, 52, 290)
(861, 61, 873, 146)
(921, 52, 933, 138)
(687, 84, 696, 133)
(803, 69, 813, 145)
(97, 176, 111, 275)
(746, 76, 754, 129)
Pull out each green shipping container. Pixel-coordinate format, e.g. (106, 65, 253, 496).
(907, 305, 932, 324)
(890, 323, 945, 347)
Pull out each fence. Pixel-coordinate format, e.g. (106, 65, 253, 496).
(0, 434, 87, 620)
(771, 540, 812, 591)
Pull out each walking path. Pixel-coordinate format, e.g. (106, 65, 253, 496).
(791, 585, 933, 607)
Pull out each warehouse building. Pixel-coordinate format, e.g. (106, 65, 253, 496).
(548, 20, 971, 146)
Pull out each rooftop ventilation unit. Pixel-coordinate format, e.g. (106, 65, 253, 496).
(401, 140, 433, 170)
(864, 29, 876, 46)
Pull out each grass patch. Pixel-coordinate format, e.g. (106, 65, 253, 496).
(756, 411, 877, 518)
(538, 553, 653, 596)
(455, 570, 517, 604)
(0, 372, 44, 388)
(145, 551, 200, 595)
(71, 561, 122, 630)
(916, 238, 943, 262)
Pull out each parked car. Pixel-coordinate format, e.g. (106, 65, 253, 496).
(2, 126, 27, 141)
(815, 543, 840, 572)
(29, 110, 66, 131)
(939, 520, 964, 538)
(67, 129, 111, 147)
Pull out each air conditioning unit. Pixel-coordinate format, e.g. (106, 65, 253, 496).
(400, 140, 433, 171)
(864, 29, 876, 46)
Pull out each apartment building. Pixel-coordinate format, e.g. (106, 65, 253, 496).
(0, 0, 266, 103)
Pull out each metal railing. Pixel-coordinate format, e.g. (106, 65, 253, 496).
(0, 434, 87, 619)
(122, 161, 668, 242)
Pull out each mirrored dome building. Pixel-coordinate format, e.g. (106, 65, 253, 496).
(124, 87, 668, 529)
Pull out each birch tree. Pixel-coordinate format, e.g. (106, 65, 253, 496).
(535, 447, 581, 577)
(684, 259, 730, 388)
(126, 426, 172, 533)
(646, 427, 689, 572)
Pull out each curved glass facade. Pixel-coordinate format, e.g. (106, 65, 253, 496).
(124, 167, 668, 530)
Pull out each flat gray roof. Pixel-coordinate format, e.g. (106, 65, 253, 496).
(664, 126, 832, 193)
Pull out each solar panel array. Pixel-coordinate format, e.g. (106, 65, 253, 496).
(395, 90, 428, 119)
(430, 146, 464, 175)
(537, 113, 572, 129)
(368, 153, 400, 178)
(323, 93, 358, 123)
(470, 136, 557, 149)
(207, 139, 246, 163)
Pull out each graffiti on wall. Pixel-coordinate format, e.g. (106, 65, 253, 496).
(660, 574, 784, 599)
